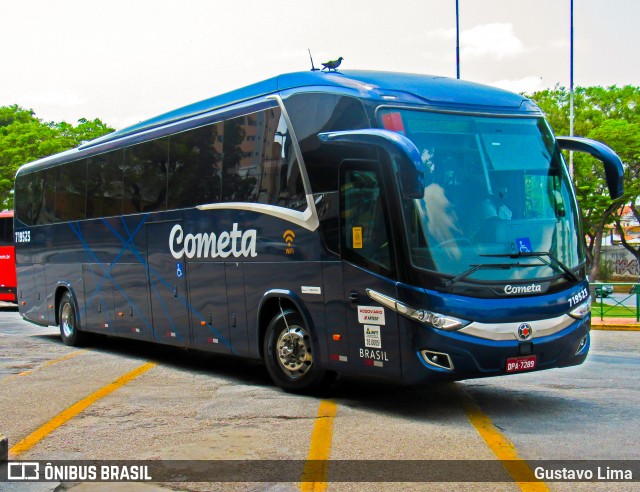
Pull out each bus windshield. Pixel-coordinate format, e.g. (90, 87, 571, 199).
(380, 109, 583, 282)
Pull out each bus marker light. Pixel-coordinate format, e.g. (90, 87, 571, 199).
(118, 312, 124, 317)
(207, 337, 219, 344)
(364, 359, 383, 368)
(132, 328, 140, 333)
(200, 321, 206, 326)
(332, 334, 342, 341)
(21, 302, 26, 306)
(330, 354, 348, 362)
(48, 305, 54, 310)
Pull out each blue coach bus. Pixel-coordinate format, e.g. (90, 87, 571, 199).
(13, 70, 623, 392)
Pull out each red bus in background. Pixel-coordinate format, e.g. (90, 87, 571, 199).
(0, 211, 16, 303)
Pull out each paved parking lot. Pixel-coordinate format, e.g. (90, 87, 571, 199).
(1, 305, 639, 491)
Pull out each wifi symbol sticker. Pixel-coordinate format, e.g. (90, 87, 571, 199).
(283, 230, 296, 255)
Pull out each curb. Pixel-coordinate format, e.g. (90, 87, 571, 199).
(591, 324, 640, 331)
(0, 433, 7, 461)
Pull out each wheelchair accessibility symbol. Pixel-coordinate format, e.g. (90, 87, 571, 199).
(516, 237, 532, 253)
(176, 262, 184, 278)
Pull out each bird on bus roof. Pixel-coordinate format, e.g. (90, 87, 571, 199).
(321, 57, 344, 71)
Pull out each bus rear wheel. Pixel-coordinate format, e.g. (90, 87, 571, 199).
(264, 309, 332, 393)
(59, 292, 87, 346)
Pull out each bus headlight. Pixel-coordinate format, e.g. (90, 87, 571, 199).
(569, 297, 592, 320)
(420, 309, 469, 330)
(396, 303, 469, 331)
(367, 288, 470, 331)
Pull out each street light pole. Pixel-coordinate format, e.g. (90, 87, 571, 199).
(456, 0, 460, 79)
(569, 0, 575, 176)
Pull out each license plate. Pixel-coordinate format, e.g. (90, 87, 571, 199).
(506, 355, 537, 373)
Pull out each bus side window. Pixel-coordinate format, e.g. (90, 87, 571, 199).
(218, 108, 306, 209)
(341, 167, 392, 275)
(221, 115, 256, 203)
(123, 138, 169, 213)
(168, 122, 223, 209)
(55, 159, 87, 222)
(264, 111, 305, 211)
(86, 151, 124, 219)
(35, 168, 56, 225)
(15, 174, 33, 226)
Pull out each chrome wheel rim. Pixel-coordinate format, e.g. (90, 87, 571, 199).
(276, 324, 312, 378)
(61, 303, 74, 338)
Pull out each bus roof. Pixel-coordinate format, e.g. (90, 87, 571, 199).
(88, 70, 536, 148)
(17, 70, 540, 176)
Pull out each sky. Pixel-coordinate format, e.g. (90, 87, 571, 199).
(1, 0, 638, 130)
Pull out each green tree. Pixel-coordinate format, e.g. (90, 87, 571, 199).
(0, 105, 114, 209)
(529, 86, 640, 279)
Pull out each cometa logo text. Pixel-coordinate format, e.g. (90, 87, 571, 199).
(169, 223, 258, 259)
(504, 284, 543, 295)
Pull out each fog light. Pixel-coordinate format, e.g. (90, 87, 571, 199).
(575, 334, 589, 355)
(420, 350, 454, 370)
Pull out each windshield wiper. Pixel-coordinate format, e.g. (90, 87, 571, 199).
(480, 251, 579, 282)
(444, 262, 540, 287)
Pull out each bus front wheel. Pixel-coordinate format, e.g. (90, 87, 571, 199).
(264, 309, 332, 393)
(59, 292, 86, 346)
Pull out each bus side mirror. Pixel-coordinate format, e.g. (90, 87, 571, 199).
(556, 136, 624, 200)
(318, 129, 426, 199)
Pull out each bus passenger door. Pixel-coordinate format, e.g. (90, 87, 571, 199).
(340, 162, 402, 379)
(146, 221, 191, 347)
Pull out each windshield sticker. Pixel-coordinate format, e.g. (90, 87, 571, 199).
(364, 325, 382, 348)
(516, 237, 533, 253)
(352, 227, 363, 249)
(381, 112, 405, 135)
(176, 262, 184, 278)
(357, 306, 385, 325)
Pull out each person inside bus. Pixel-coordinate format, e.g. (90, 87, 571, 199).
(455, 175, 511, 242)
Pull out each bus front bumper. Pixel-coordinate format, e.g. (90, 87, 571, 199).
(402, 315, 591, 384)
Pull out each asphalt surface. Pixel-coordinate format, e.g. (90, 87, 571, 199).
(1, 306, 639, 491)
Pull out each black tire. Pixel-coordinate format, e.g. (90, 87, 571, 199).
(263, 309, 333, 393)
(59, 292, 87, 346)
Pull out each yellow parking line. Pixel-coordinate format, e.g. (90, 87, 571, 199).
(299, 399, 337, 491)
(461, 391, 549, 492)
(9, 361, 157, 458)
(0, 349, 87, 385)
